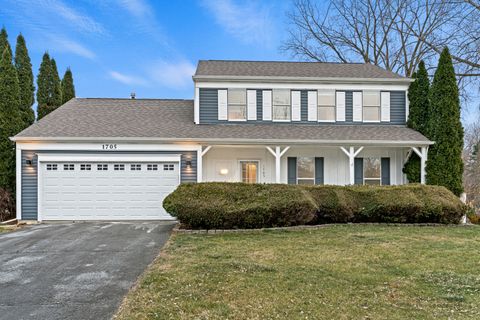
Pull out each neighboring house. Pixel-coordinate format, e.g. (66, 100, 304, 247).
(11, 60, 432, 221)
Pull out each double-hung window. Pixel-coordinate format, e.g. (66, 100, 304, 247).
(363, 157, 381, 185)
(297, 157, 315, 185)
(363, 91, 381, 122)
(317, 90, 335, 122)
(272, 89, 291, 121)
(228, 88, 247, 121)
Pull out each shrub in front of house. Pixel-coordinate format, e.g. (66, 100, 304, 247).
(0, 188, 15, 222)
(163, 183, 317, 229)
(164, 183, 466, 229)
(307, 184, 465, 224)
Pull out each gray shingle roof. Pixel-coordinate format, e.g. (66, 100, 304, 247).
(13, 98, 431, 145)
(194, 60, 406, 80)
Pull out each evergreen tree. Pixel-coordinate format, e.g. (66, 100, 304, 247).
(37, 53, 62, 119)
(426, 47, 464, 195)
(0, 44, 22, 194)
(61, 67, 75, 104)
(14, 33, 35, 127)
(0, 27, 11, 58)
(403, 61, 431, 182)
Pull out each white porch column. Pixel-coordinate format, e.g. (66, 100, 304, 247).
(340, 146, 364, 185)
(411, 146, 428, 184)
(266, 146, 290, 183)
(197, 146, 212, 182)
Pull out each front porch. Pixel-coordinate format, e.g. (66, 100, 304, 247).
(198, 144, 429, 185)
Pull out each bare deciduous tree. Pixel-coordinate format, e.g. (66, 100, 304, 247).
(463, 116, 480, 210)
(283, 0, 479, 80)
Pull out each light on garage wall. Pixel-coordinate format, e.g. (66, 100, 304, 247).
(219, 168, 229, 175)
(25, 159, 33, 166)
(185, 160, 192, 169)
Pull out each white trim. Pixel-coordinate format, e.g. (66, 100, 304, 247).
(36, 153, 182, 163)
(291, 90, 301, 121)
(194, 86, 200, 124)
(193, 76, 413, 84)
(340, 146, 364, 185)
(16, 145, 21, 220)
(381, 91, 391, 122)
(352, 92, 362, 122)
(266, 146, 290, 183)
(201, 145, 212, 157)
(37, 156, 42, 222)
(16, 142, 200, 151)
(262, 90, 272, 121)
(247, 89, 257, 121)
(411, 146, 428, 184)
(218, 89, 228, 120)
(307, 91, 317, 121)
(336, 91, 346, 122)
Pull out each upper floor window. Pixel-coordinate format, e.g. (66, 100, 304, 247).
(363, 91, 381, 122)
(318, 90, 335, 122)
(272, 89, 290, 121)
(228, 88, 246, 121)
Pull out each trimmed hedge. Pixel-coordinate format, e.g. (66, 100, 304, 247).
(163, 183, 466, 229)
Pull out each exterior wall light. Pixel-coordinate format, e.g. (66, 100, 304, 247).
(185, 160, 192, 168)
(219, 168, 228, 175)
(26, 159, 33, 166)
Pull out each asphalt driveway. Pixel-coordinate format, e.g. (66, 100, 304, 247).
(0, 221, 176, 320)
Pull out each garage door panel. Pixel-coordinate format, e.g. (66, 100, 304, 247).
(41, 161, 179, 220)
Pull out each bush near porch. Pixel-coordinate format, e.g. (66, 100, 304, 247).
(163, 183, 466, 229)
(0, 188, 15, 222)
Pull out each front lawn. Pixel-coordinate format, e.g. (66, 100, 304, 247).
(115, 225, 480, 320)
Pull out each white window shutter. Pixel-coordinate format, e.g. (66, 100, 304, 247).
(381, 91, 390, 122)
(291, 91, 301, 121)
(247, 90, 257, 120)
(336, 91, 346, 122)
(262, 90, 272, 121)
(218, 89, 228, 120)
(353, 91, 362, 122)
(307, 91, 317, 121)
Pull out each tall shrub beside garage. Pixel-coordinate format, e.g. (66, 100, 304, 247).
(0, 44, 22, 194)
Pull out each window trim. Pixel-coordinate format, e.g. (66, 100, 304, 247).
(363, 157, 382, 185)
(238, 160, 260, 183)
(362, 90, 381, 123)
(317, 89, 336, 123)
(227, 88, 247, 122)
(296, 157, 316, 185)
(272, 89, 291, 122)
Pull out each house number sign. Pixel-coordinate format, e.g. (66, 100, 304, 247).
(101, 144, 117, 150)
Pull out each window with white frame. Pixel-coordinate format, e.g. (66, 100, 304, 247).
(297, 157, 315, 185)
(363, 157, 381, 185)
(97, 164, 108, 171)
(317, 90, 335, 122)
(80, 164, 91, 171)
(131, 164, 141, 171)
(363, 91, 381, 122)
(272, 89, 291, 121)
(227, 88, 247, 121)
(147, 164, 158, 171)
(63, 164, 74, 171)
(46, 164, 57, 171)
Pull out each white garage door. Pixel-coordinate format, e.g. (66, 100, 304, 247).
(40, 161, 179, 220)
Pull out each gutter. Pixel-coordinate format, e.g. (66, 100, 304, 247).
(11, 136, 434, 146)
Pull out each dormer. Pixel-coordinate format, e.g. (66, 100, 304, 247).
(192, 60, 412, 125)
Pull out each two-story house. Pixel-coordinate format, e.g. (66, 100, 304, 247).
(12, 60, 432, 222)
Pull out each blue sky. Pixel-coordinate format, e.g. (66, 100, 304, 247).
(0, 0, 291, 101)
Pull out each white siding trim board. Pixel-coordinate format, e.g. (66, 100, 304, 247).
(291, 91, 301, 121)
(262, 90, 272, 121)
(217, 89, 228, 120)
(247, 90, 257, 120)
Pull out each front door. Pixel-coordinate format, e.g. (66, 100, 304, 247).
(240, 161, 258, 183)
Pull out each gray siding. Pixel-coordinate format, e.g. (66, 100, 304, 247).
(199, 88, 406, 125)
(21, 150, 197, 220)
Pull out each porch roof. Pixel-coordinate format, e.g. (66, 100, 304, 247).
(13, 98, 432, 146)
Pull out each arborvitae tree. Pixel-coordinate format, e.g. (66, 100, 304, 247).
(0, 27, 11, 58)
(0, 45, 22, 194)
(14, 33, 35, 127)
(37, 53, 62, 119)
(403, 61, 431, 182)
(61, 67, 75, 104)
(426, 47, 464, 195)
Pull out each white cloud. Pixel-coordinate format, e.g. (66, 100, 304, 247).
(48, 0, 107, 35)
(201, 0, 275, 46)
(118, 0, 153, 18)
(109, 71, 149, 86)
(49, 37, 96, 60)
(147, 60, 196, 88)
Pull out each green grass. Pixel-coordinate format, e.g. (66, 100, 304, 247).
(115, 225, 480, 320)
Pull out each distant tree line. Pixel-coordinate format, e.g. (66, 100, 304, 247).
(0, 26, 76, 204)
